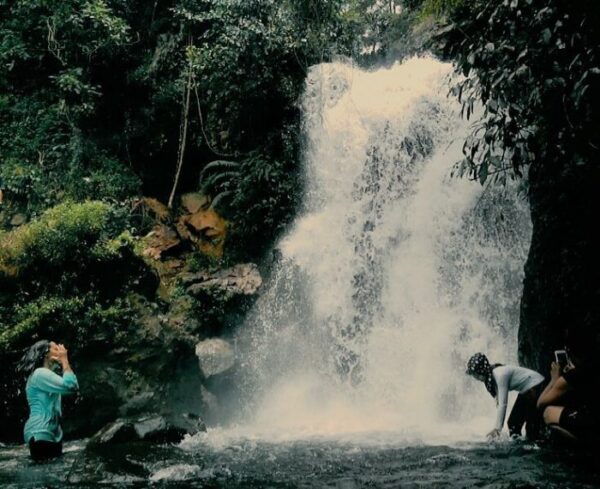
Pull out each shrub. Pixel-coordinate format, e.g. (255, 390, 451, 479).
(0, 200, 127, 276)
(199, 148, 300, 260)
(0, 95, 141, 213)
(228, 152, 298, 256)
(0, 201, 153, 352)
(0, 294, 133, 352)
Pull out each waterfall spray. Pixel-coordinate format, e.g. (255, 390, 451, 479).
(228, 57, 531, 442)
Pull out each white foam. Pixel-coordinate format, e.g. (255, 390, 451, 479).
(224, 56, 531, 444)
(149, 464, 203, 482)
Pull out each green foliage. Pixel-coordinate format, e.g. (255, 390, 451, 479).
(339, 1, 404, 60)
(199, 147, 299, 259)
(0, 201, 152, 352)
(0, 294, 133, 351)
(0, 0, 381, 256)
(437, 0, 600, 184)
(176, 1, 363, 257)
(174, 0, 355, 153)
(0, 201, 126, 274)
(0, 0, 141, 211)
(0, 0, 419, 257)
(0, 93, 141, 213)
(199, 159, 240, 209)
(186, 251, 223, 273)
(420, 0, 464, 17)
(228, 151, 298, 252)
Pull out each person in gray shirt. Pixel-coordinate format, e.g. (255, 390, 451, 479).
(466, 352, 545, 441)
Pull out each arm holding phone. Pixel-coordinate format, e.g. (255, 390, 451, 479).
(537, 350, 573, 409)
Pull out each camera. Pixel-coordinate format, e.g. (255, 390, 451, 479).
(554, 349, 569, 370)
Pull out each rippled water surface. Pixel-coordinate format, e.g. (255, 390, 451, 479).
(2, 436, 600, 488)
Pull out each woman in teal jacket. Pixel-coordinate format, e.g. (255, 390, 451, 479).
(18, 340, 78, 461)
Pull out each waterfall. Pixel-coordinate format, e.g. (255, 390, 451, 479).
(229, 57, 531, 442)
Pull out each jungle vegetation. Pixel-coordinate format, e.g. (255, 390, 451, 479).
(1, 0, 599, 357)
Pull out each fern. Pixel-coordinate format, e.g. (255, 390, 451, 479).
(199, 160, 240, 182)
(210, 190, 234, 210)
(199, 160, 241, 209)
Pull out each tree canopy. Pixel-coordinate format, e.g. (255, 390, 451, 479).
(1, 0, 410, 257)
(434, 0, 600, 184)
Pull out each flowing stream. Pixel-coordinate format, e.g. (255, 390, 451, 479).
(4, 57, 600, 488)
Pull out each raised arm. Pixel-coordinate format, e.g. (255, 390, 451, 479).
(537, 362, 569, 409)
(31, 368, 78, 394)
(32, 343, 79, 394)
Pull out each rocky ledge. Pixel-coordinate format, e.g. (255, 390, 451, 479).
(183, 263, 262, 299)
(88, 412, 206, 446)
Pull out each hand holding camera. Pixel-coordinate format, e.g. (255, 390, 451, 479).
(552, 349, 573, 378)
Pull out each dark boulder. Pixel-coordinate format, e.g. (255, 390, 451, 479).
(55, 301, 206, 442)
(88, 412, 206, 447)
(87, 419, 138, 445)
(183, 263, 262, 336)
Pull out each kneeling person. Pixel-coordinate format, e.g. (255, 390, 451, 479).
(537, 339, 598, 443)
(466, 353, 545, 440)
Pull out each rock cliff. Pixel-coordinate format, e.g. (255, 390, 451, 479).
(519, 162, 600, 373)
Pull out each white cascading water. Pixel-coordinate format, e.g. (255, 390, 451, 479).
(219, 57, 531, 444)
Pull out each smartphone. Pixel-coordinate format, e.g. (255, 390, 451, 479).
(555, 349, 569, 369)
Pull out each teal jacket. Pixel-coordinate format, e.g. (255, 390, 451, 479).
(23, 367, 79, 443)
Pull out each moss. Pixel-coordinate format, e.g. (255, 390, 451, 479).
(0, 294, 133, 351)
(0, 200, 127, 276)
(419, 0, 466, 17)
(186, 252, 223, 274)
(0, 201, 154, 352)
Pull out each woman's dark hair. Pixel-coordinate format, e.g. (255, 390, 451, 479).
(17, 340, 50, 378)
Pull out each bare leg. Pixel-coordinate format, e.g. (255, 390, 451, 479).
(543, 406, 579, 442)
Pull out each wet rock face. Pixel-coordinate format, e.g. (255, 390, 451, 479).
(0, 194, 257, 443)
(518, 163, 600, 373)
(195, 338, 235, 378)
(183, 263, 263, 337)
(54, 298, 208, 442)
(55, 264, 261, 442)
(184, 263, 262, 299)
(88, 413, 206, 446)
(176, 193, 228, 259)
(142, 224, 184, 261)
(88, 419, 137, 445)
(137, 193, 229, 262)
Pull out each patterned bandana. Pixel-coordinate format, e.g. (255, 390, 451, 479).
(466, 352, 500, 398)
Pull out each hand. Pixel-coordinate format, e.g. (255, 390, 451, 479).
(564, 360, 575, 373)
(49, 343, 69, 367)
(486, 428, 501, 440)
(550, 361, 561, 381)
